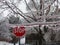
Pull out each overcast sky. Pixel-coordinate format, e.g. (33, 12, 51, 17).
(0, 0, 60, 45)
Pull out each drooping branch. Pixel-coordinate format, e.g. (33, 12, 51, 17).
(31, 0, 38, 10)
(5, 1, 30, 23)
(40, 0, 43, 16)
(45, 5, 50, 15)
(11, 3, 36, 21)
(45, 0, 56, 15)
(31, 0, 40, 16)
(24, 0, 37, 21)
(1, 1, 41, 33)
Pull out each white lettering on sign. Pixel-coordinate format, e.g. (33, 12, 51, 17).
(13, 27, 25, 33)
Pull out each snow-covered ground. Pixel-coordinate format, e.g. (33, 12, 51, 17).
(0, 42, 13, 45)
(0, 37, 25, 45)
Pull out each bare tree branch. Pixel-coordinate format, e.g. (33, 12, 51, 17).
(31, 0, 38, 10)
(45, 5, 50, 15)
(31, 0, 40, 16)
(5, 1, 30, 23)
(24, 0, 37, 21)
(11, 2, 38, 21)
(45, 0, 56, 15)
(11, 2, 39, 32)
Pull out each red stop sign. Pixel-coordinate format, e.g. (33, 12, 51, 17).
(13, 26, 25, 37)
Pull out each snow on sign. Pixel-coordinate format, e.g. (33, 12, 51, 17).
(13, 26, 26, 37)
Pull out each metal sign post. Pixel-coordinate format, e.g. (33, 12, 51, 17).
(13, 26, 26, 45)
(18, 37, 20, 45)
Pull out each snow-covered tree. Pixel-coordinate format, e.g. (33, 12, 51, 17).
(0, 0, 60, 45)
